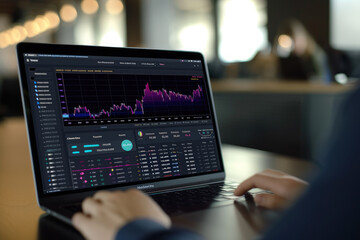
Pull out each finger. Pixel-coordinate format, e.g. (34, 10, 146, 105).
(82, 197, 102, 216)
(262, 169, 287, 176)
(234, 173, 283, 196)
(254, 193, 287, 210)
(124, 189, 160, 209)
(72, 212, 92, 236)
(122, 189, 154, 203)
(125, 188, 149, 199)
(93, 190, 117, 202)
(125, 188, 143, 195)
(232, 169, 285, 196)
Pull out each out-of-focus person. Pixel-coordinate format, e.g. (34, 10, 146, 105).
(248, 19, 331, 82)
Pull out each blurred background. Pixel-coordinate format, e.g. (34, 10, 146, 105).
(0, 0, 359, 161)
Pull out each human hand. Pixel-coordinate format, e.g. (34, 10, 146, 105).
(234, 169, 308, 210)
(72, 189, 171, 240)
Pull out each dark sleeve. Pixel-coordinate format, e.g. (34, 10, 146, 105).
(115, 219, 204, 240)
(261, 87, 360, 240)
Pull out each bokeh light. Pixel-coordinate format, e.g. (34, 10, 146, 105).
(44, 11, 60, 29)
(34, 15, 50, 33)
(278, 34, 293, 49)
(60, 4, 78, 23)
(81, 0, 99, 15)
(106, 0, 124, 15)
(24, 20, 41, 38)
(9, 26, 28, 43)
(0, 32, 12, 48)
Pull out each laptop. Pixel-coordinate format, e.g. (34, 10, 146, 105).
(17, 43, 266, 238)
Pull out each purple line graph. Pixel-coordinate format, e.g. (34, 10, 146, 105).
(62, 81, 206, 120)
(70, 99, 144, 119)
(57, 73, 210, 124)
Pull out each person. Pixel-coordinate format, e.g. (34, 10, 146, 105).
(248, 19, 331, 82)
(72, 85, 360, 240)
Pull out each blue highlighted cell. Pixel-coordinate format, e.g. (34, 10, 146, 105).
(121, 140, 133, 151)
(71, 146, 78, 149)
(72, 151, 80, 154)
(84, 144, 100, 148)
(84, 150, 93, 153)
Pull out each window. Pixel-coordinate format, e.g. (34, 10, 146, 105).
(218, 0, 267, 62)
(142, 0, 214, 60)
(330, 0, 360, 50)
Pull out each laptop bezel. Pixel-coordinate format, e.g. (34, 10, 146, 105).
(16, 42, 225, 205)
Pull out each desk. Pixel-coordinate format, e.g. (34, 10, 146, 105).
(0, 118, 314, 240)
(211, 79, 353, 94)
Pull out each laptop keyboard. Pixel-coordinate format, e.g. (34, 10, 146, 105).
(64, 181, 258, 216)
(149, 181, 239, 215)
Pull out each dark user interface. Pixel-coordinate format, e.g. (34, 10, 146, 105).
(23, 53, 221, 194)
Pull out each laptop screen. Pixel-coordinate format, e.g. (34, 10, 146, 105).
(20, 48, 223, 194)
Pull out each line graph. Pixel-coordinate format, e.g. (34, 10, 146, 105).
(57, 73, 209, 125)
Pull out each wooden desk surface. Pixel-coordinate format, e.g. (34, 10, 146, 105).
(211, 79, 354, 94)
(0, 118, 313, 240)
